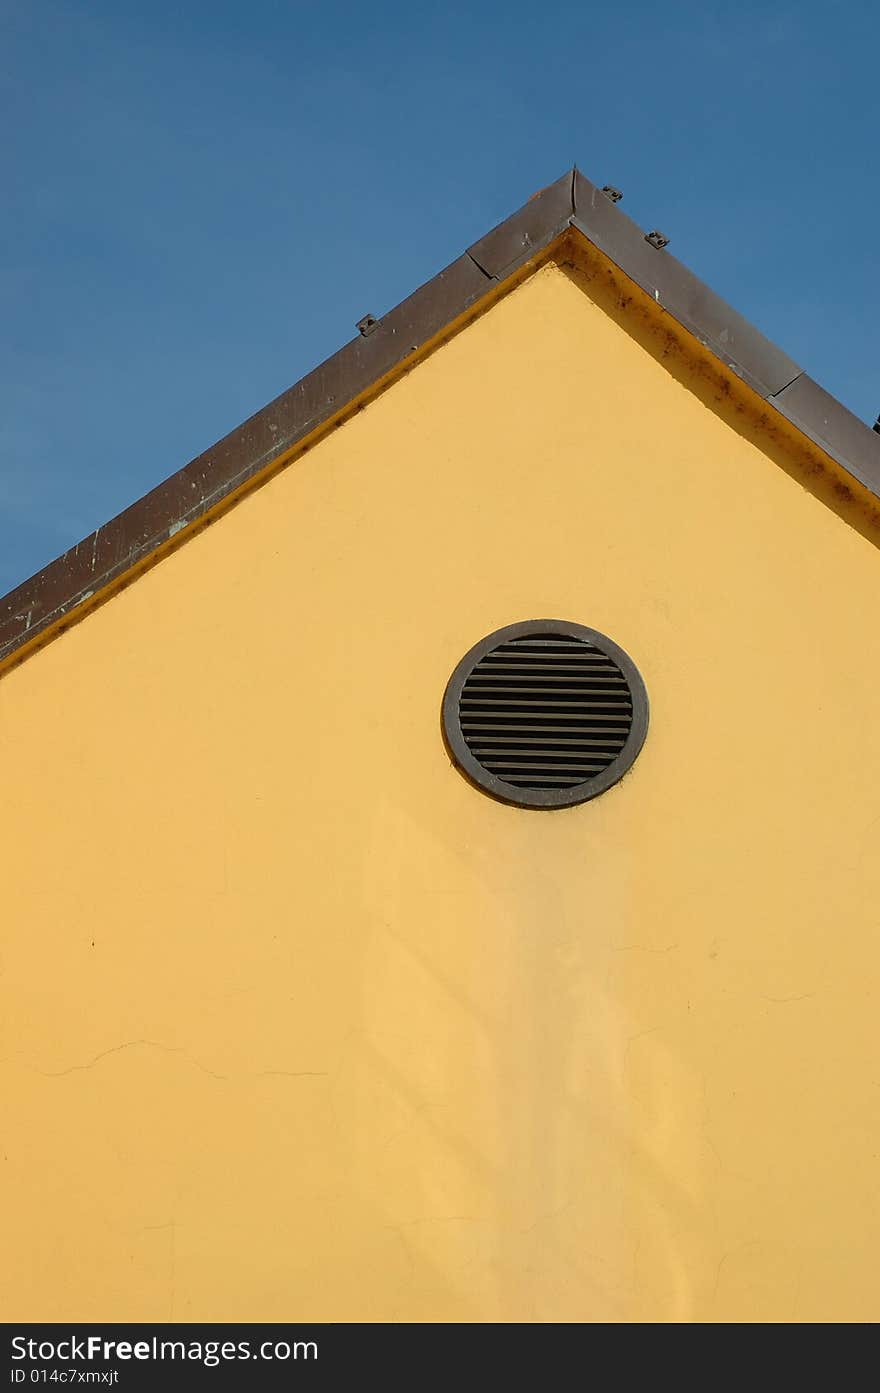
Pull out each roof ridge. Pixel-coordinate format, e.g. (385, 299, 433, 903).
(1, 167, 878, 671)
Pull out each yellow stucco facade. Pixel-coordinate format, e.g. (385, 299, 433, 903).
(2, 236, 879, 1322)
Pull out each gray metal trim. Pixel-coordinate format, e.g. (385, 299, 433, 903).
(569, 168, 880, 498)
(1, 164, 878, 671)
(0, 250, 492, 666)
(770, 373, 880, 496)
(467, 171, 574, 279)
(571, 170, 802, 398)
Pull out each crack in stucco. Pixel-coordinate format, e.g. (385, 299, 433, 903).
(5, 1039, 328, 1082)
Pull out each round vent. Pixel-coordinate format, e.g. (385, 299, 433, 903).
(442, 620, 648, 809)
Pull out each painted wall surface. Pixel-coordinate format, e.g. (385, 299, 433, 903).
(2, 251, 880, 1323)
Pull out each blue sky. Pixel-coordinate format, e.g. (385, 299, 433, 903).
(2, 0, 878, 595)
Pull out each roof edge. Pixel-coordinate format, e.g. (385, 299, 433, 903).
(2, 166, 879, 671)
(0, 172, 576, 671)
(569, 170, 880, 499)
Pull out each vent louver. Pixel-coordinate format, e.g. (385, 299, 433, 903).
(442, 620, 648, 809)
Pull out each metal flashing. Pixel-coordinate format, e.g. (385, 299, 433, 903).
(770, 373, 880, 496)
(0, 250, 490, 666)
(571, 170, 802, 398)
(1, 164, 878, 671)
(467, 171, 574, 279)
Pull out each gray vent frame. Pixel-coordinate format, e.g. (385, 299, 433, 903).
(442, 619, 649, 810)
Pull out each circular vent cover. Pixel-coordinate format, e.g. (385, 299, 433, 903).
(442, 620, 648, 809)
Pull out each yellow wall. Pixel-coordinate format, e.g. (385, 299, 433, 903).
(3, 243, 880, 1323)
